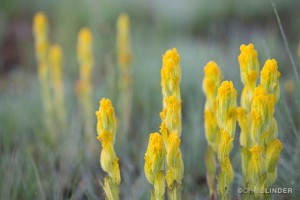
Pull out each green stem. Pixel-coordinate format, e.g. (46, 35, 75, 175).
(168, 182, 181, 200)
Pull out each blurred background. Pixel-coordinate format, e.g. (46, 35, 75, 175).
(0, 0, 300, 199)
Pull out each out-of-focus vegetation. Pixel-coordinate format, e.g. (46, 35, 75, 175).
(0, 0, 300, 199)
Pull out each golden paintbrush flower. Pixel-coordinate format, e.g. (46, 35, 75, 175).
(237, 107, 251, 147)
(96, 98, 117, 142)
(238, 44, 260, 113)
(215, 80, 237, 198)
(218, 156, 234, 196)
(203, 61, 222, 110)
(264, 139, 282, 187)
(260, 59, 281, 101)
(216, 81, 237, 138)
(165, 96, 182, 137)
(202, 61, 222, 197)
(144, 132, 166, 200)
(238, 44, 259, 87)
(265, 139, 282, 173)
(204, 110, 220, 151)
(248, 145, 265, 184)
(250, 86, 275, 144)
(157, 48, 184, 200)
(96, 98, 120, 200)
(218, 130, 234, 162)
(161, 48, 181, 105)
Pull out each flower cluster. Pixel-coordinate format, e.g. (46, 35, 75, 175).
(202, 61, 222, 197)
(144, 48, 184, 200)
(237, 44, 282, 198)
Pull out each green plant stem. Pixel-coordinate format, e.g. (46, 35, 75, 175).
(168, 182, 181, 200)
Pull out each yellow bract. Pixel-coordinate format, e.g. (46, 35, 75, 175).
(165, 96, 182, 137)
(144, 133, 166, 184)
(260, 59, 281, 101)
(161, 48, 181, 103)
(238, 43, 259, 87)
(96, 98, 117, 141)
(248, 145, 265, 182)
(203, 61, 222, 109)
(204, 110, 220, 150)
(250, 86, 275, 143)
(265, 139, 282, 172)
(216, 81, 237, 137)
(218, 130, 234, 161)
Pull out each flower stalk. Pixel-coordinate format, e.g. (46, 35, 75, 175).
(33, 12, 55, 134)
(76, 27, 95, 150)
(48, 44, 66, 127)
(144, 133, 166, 200)
(116, 13, 133, 141)
(202, 61, 222, 198)
(96, 98, 121, 200)
(160, 48, 184, 200)
(215, 81, 237, 199)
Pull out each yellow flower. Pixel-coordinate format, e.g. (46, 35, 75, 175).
(218, 130, 234, 161)
(265, 139, 282, 172)
(204, 110, 220, 150)
(238, 44, 259, 87)
(237, 107, 251, 147)
(165, 96, 182, 137)
(110, 157, 121, 185)
(161, 48, 181, 102)
(240, 85, 252, 112)
(153, 171, 165, 199)
(162, 48, 180, 66)
(260, 59, 281, 101)
(248, 145, 265, 182)
(202, 61, 222, 110)
(96, 98, 120, 199)
(166, 133, 181, 168)
(144, 133, 166, 184)
(165, 133, 184, 186)
(250, 86, 275, 143)
(260, 118, 278, 145)
(218, 156, 234, 196)
(159, 121, 169, 141)
(216, 81, 237, 137)
(100, 142, 116, 173)
(96, 98, 117, 142)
